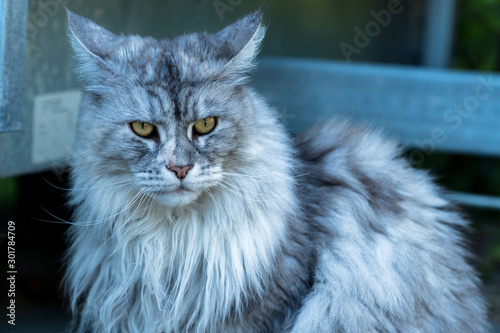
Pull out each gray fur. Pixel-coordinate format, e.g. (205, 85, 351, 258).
(64, 9, 488, 333)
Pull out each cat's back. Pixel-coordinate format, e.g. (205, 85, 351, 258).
(290, 119, 488, 332)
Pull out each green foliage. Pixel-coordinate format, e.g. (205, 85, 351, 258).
(454, 0, 500, 71)
(0, 178, 19, 206)
(0, 178, 19, 221)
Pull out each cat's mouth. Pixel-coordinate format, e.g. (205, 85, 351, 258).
(152, 186, 191, 196)
(172, 186, 190, 195)
(150, 185, 200, 207)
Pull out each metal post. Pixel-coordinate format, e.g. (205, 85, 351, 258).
(422, 0, 457, 68)
(0, 0, 28, 133)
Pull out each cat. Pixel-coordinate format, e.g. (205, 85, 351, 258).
(64, 8, 489, 333)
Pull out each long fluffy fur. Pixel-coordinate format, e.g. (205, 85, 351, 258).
(65, 10, 488, 333)
(290, 120, 488, 332)
(66, 96, 306, 332)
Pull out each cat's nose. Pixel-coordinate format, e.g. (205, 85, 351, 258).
(167, 164, 193, 180)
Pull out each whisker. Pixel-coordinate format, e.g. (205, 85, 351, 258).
(203, 187, 217, 205)
(219, 170, 311, 181)
(218, 180, 280, 200)
(214, 182, 270, 203)
(42, 177, 132, 192)
(96, 189, 150, 255)
(68, 187, 140, 227)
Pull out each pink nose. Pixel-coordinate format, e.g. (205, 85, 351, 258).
(167, 164, 193, 180)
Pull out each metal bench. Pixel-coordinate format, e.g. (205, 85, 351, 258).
(253, 57, 500, 210)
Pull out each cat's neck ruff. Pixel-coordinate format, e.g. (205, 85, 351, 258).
(68, 154, 297, 331)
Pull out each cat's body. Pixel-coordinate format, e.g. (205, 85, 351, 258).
(65, 9, 488, 332)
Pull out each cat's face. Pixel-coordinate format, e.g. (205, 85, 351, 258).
(68, 10, 265, 207)
(84, 75, 255, 207)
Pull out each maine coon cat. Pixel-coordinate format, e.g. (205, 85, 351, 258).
(64, 8, 488, 333)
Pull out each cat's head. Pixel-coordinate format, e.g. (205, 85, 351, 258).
(67, 9, 267, 207)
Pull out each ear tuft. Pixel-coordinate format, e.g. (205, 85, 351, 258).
(212, 9, 266, 74)
(66, 9, 121, 60)
(66, 9, 125, 83)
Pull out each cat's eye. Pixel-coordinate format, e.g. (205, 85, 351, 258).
(193, 117, 217, 135)
(130, 121, 156, 138)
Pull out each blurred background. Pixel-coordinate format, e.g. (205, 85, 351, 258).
(1, 0, 499, 331)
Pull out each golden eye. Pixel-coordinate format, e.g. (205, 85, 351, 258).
(130, 121, 155, 137)
(193, 117, 217, 135)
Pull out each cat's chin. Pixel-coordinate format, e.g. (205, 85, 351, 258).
(151, 188, 201, 207)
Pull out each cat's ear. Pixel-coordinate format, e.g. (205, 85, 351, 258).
(213, 9, 265, 75)
(66, 9, 123, 81)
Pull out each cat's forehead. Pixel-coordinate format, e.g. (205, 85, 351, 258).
(118, 71, 229, 126)
(116, 34, 225, 86)
(100, 39, 206, 120)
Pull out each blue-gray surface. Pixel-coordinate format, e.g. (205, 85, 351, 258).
(253, 57, 500, 157)
(0, 0, 27, 133)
